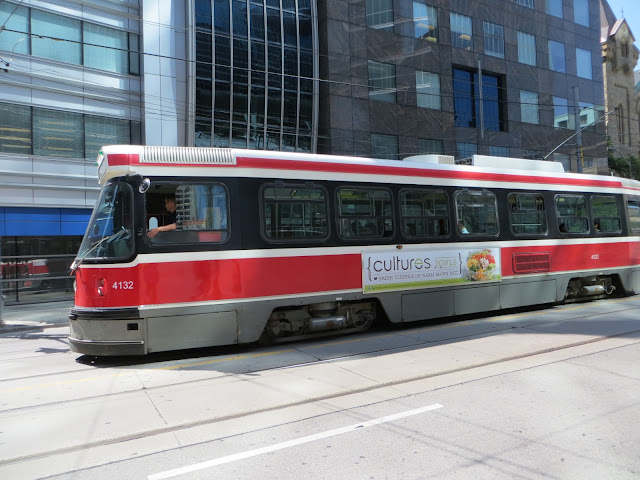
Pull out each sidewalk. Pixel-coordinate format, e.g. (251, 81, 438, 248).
(0, 301, 71, 333)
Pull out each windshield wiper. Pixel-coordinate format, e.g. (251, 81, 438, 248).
(70, 227, 127, 274)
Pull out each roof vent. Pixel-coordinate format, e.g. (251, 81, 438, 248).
(459, 155, 565, 173)
(140, 147, 236, 164)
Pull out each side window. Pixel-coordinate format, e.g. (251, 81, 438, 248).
(400, 189, 449, 238)
(147, 183, 229, 243)
(508, 193, 547, 235)
(454, 190, 499, 236)
(628, 200, 640, 234)
(337, 187, 393, 239)
(262, 184, 328, 241)
(591, 195, 621, 234)
(555, 194, 588, 233)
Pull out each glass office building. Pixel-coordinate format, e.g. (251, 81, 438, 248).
(192, 0, 317, 152)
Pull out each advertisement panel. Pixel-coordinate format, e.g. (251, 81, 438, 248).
(363, 247, 501, 293)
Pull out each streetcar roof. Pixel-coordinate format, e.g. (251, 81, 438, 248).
(95, 145, 640, 194)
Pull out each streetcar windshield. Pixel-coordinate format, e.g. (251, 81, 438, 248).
(75, 183, 134, 263)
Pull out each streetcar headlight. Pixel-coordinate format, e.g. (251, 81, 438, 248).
(96, 278, 105, 296)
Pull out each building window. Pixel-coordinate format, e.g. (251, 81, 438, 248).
(576, 48, 592, 79)
(574, 0, 590, 27)
(368, 60, 396, 103)
(337, 187, 393, 239)
(520, 91, 539, 124)
(517, 31, 536, 66)
(371, 133, 399, 160)
(483, 22, 504, 58)
(450, 13, 472, 51)
(366, 0, 394, 30)
(419, 138, 443, 154)
(553, 96, 571, 129)
(84, 23, 130, 74)
(514, 0, 534, 8)
(31, 9, 82, 65)
(547, 0, 563, 18)
(416, 71, 441, 109)
(621, 42, 629, 58)
(413, 2, 437, 42)
(617, 104, 625, 143)
(579, 102, 595, 127)
(0, 102, 138, 159)
(548, 40, 566, 72)
(453, 68, 504, 131)
(0, 1, 29, 54)
(456, 142, 477, 158)
(489, 146, 510, 157)
(262, 184, 329, 241)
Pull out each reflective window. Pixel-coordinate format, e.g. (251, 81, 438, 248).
(0, 1, 29, 54)
(547, 0, 562, 18)
(416, 71, 441, 110)
(553, 96, 570, 129)
(33, 108, 83, 158)
(555, 153, 570, 171)
(591, 196, 621, 234)
(508, 193, 547, 235)
(627, 200, 640, 234)
(576, 48, 592, 79)
(453, 69, 504, 131)
(337, 188, 393, 239)
(31, 9, 81, 64)
(413, 2, 437, 42)
(457, 142, 477, 158)
(517, 31, 536, 66)
(489, 146, 509, 157)
(419, 138, 443, 154)
(84, 23, 129, 74)
(515, 0, 534, 7)
(483, 22, 504, 58)
(400, 189, 449, 238)
(450, 13, 472, 50)
(147, 184, 230, 244)
(455, 190, 499, 236)
(520, 90, 539, 124)
(453, 69, 474, 127)
(548, 40, 566, 72)
(262, 184, 329, 240)
(366, 0, 394, 30)
(85, 116, 130, 160)
(555, 195, 588, 233)
(574, 0, 590, 26)
(195, 0, 213, 31)
(371, 133, 398, 160)
(368, 61, 396, 103)
(0, 102, 31, 154)
(523, 149, 541, 160)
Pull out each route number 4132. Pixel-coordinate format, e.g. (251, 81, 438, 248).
(113, 281, 134, 290)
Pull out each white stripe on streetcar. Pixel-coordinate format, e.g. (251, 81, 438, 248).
(148, 403, 444, 480)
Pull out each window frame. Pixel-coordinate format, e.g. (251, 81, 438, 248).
(555, 194, 589, 234)
(627, 199, 640, 234)
(413, 2, 438, 42)
(260, 182, 330, 243)
(454, 189, 500, 237)
(517, 31, 536, 66)
(508, 192, 548, 236)
(416, 70, 441, 110)
(368, 60, 397, 103)
(483, 21, 504, 58)
(450, 12, 472, 51)
(399, 188, 450, 240)
(366, 0, 394, 31)
(336, 186, 394, 241)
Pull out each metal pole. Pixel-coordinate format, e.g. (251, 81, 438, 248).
(573, 86, 583, 173)
(478, 58, 484, 139)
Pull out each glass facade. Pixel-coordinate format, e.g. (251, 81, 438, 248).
(194, 0, 315, 152)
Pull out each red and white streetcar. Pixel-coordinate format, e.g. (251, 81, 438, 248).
(68, 146, 640, 355)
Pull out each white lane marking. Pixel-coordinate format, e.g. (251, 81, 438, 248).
(148, 403, 444, 480)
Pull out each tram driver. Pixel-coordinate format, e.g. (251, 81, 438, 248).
(147, 194, 177, 238)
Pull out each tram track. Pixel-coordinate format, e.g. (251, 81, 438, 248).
(3, 320, 640, 468)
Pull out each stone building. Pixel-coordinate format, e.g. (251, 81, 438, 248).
(600, 0, 640, 159)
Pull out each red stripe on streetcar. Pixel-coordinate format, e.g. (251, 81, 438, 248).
(74, 241, 640, 309)
(236, 157, 623, 189)
(107, 153, 139, 165)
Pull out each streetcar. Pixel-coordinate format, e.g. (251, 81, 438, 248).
(68, 146, 640, 356)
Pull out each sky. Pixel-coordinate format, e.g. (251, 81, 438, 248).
(606, 0, 640, 51)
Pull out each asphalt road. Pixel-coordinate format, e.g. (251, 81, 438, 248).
(1, 296, 639, 479)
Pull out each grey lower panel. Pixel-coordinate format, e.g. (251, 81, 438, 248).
(632, 270, 640, 294)
(454, 284, 501, 315)
(401, 289, 454, 322)
(146, 311, 237, 353)
(500, 279, 557, 308)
